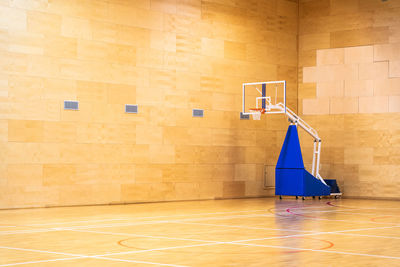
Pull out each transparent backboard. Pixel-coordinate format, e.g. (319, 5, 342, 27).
(242, 81, 286, 116)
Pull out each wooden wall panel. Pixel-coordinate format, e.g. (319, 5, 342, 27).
(0, 0, 297, 208)
(299, 0, 400, 199)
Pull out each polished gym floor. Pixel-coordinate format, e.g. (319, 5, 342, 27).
(1, 198, 400, 266)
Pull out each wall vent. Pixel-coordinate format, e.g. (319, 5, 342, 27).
(64, 100, 79, 110)
(125, 104, 138, 114)
(240, 112, 250, 120)
(192, 109, 204, 117)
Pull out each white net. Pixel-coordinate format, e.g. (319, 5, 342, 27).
(251, 111, 261, 120)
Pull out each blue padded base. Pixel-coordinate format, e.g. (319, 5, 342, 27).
(275, 168, 330, 197)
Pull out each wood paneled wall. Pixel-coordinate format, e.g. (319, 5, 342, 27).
(0, 0, 298, 208)
(298, 0, 400, 199)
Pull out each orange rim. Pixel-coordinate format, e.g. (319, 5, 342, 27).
(249, 108, 266, 114)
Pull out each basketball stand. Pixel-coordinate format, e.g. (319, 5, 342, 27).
(242, 81, 342, 199)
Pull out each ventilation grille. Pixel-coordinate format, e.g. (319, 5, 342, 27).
(125, 104, 138, 114)
(64, 100, 79, 110)
(192, 109, 204, 117)
(240, 112, 250, 120)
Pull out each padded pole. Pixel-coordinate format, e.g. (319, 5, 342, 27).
(312, 140, 317, 176)
(316, 141, 322, 176)
(262, 83, 266, 109)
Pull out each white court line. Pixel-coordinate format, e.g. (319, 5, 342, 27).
(0, 229, 60, 235)
(236, 242, 400, 260)
(93, 256, 188, 267)
(174, 221, 400, 238)
(63, 228, 220, 243)
(79, 223, 400, 259)
(333, 232, 400, 240)
(0, 213, 275, 235)
(0, 246, 188, 267)
(334, 210, 400, 218)
(98, 242, 218, 257)
(272, 207, 398, 225)
(326, 203, 400, 210)
(67, 221, 400, 245)
(59, 206, 397, 231)
(3, 206, 394, 236)
(3, 206, 398, 236)
(26, 218, 128, 227)
(14, 209, 269, 228)
(3, 223, 400, 266)
(60, 213, 274, 230)
(0, 257, 83, 267)
(283, 210, 397, 225)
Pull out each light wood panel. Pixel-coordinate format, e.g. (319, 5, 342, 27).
(0, 0, 298, 208)
(298, 0, 400, 199)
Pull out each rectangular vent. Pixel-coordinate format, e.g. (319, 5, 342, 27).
(64, 100, 79, 110)
(125, 104, 138, 114)
(192, 109, 204, 117)
(240, 112, 250, 120)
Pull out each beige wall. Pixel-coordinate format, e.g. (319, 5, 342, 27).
(0, 0, 298, 208)
(298, 0, 400, 198)
(3, 0, 398, 208)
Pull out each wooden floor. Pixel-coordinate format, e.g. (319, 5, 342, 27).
(1, 198, 400, 266)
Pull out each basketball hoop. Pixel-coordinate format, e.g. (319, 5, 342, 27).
(249, 108, 265, 120)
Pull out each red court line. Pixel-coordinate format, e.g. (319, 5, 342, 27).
(286, 208, 318, 218)
(370, 216, 393, 222)
(327, 202, 400, 223)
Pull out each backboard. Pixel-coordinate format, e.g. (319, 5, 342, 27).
(242, 80, 286, 117)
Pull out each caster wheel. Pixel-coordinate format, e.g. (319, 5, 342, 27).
(334, 196, 337, 199)
(302, 197, 305, 200)
(318, 196, 321, 200)
(296, 196, 298, 199)
(279, 195, 282, 199)
(312, 196, 315, 199)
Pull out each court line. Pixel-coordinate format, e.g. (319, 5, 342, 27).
(333, 232, 400, 240)
(78, 223, 400, 260)
(4, 206, 396, 236)
(0, 257, 84, 267)
(63, 228, 221, 243)
(0, 246, 188, 267)
(2, 207, 399, 236)
(10, 209, 270, 228)
(371, 215, 394, 222)
(3, 223, 400, 265)
(57, 213, 274, 230)
(65, 227, 335, 246)
(93, 256, 188, 266)
(285, 208, 397, 225)
(0, 229, 60, 235)
(326, 202, 400, 210)
(335, 210, 400, 217)
(0, 213, 275, 235)
(53, 206, 394, 230)
(65, 223, 400, 254)
(25, 218, 128, 227)
(173, 221, 400, 239)
(235, 242, 400, 260)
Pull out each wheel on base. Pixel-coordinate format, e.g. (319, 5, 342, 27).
(302, 197, 305, 200)
(296, 196, 298, 199)
(318, 196, 321, 200)
(279, 195, 282, 199)
(312, 196, 315, 199)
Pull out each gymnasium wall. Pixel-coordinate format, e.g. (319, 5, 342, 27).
(298, 0, 400, 198)
(0, 0, 298, 208)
